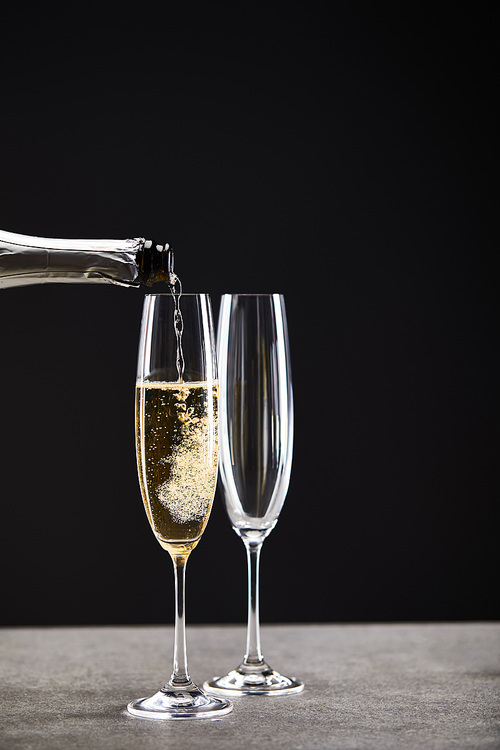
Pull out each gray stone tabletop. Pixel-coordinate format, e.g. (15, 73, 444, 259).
(0, 623, 499, 749)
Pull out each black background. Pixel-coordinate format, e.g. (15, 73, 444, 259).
(0, 4, 496, 626)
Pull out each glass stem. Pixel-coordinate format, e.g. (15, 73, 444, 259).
(169, 553, 192, 688)
(242, 539, 265, 667)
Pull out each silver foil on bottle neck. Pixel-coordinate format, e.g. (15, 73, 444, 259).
(0, 231, 153, 289)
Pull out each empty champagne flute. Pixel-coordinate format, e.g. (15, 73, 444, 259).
(128, 293, 232, 719)
(204, 294, 304, 696)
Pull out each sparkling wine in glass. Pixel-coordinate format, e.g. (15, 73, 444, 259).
(204, 294, 304, 696)
(127, 293, 232, 719)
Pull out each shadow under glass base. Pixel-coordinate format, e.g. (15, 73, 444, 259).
(203, 662, 304, 697)
(127, 685, 233, 720)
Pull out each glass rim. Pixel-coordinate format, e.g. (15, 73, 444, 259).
(143, 292, 211, 297)
(143, 292, 284, 297)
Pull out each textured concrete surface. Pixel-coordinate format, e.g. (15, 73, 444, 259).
(0, 623, 499, 749)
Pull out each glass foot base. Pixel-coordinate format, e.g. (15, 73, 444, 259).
(203, 663, 304, 696)
(127, 685, 233, 720)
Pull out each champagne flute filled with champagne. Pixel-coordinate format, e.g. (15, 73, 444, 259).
(128, 293, 232, 719)
(204, 294, 304, 696)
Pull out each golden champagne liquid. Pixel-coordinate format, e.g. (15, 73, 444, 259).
(136, 381, 218, 555)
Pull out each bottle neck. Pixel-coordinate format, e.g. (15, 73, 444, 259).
(0, 230, 173, 289)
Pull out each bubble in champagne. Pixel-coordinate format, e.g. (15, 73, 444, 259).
(154, 385, 216, 524)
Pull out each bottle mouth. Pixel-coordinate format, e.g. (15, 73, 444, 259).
(140, 239, 175, 286)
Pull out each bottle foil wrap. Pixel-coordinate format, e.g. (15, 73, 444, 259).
(0, 230, 145, 289)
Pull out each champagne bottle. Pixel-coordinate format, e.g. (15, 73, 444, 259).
(0, 229, 175, 289)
